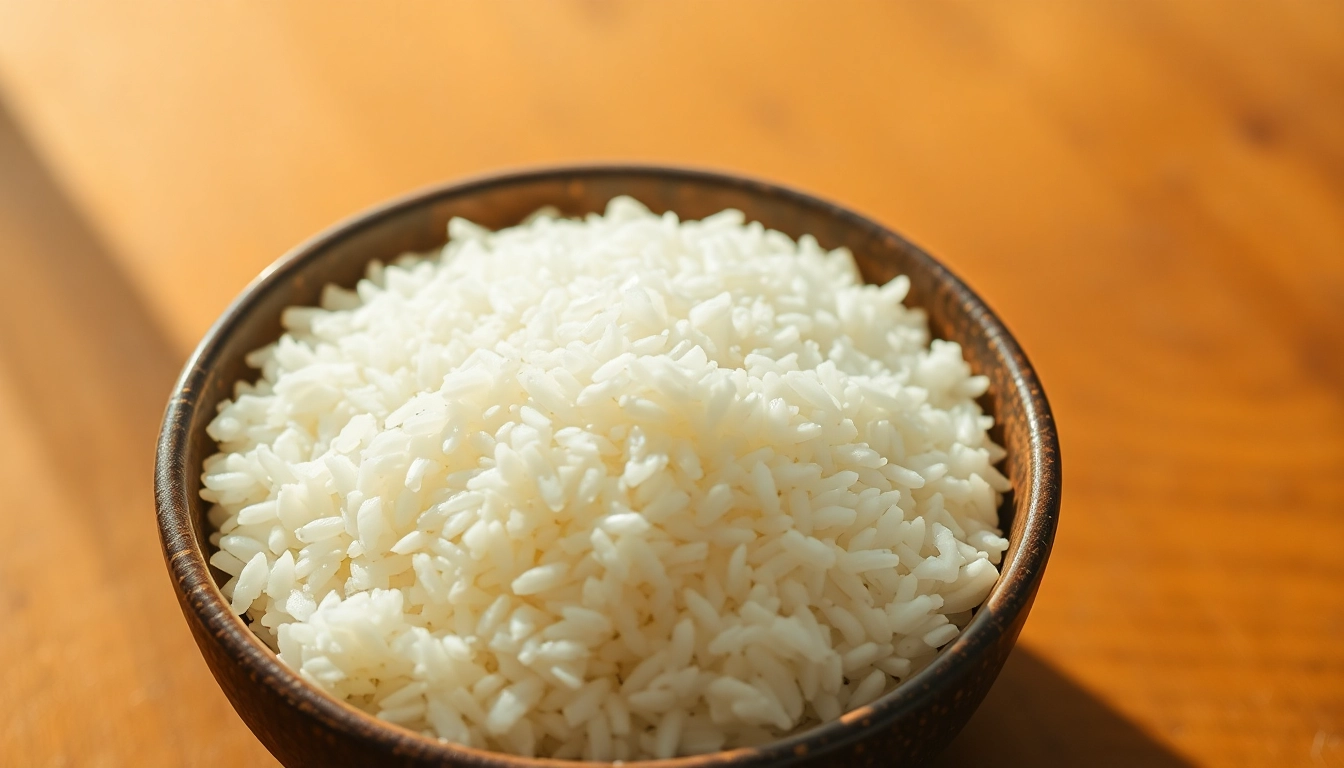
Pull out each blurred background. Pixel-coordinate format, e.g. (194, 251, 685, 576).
(0, 2, 1340, 766)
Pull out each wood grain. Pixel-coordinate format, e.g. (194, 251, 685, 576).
(0, 2, 1340, 766)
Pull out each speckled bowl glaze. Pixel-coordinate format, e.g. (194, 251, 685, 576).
(156, 165, 1061, 767)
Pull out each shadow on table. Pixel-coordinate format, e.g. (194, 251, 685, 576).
(0, 98, 181, 509)
(930, 649, 1192, 767)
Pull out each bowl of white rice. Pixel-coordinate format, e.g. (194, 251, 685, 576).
(156, 165, 1060, 767)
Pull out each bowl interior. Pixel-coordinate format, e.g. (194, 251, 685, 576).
(160, 166, 1059, 766)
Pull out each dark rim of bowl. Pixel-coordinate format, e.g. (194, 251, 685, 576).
(156, 163, 1061, 767)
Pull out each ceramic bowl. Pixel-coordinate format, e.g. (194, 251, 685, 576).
(155, 165, 1061, 767)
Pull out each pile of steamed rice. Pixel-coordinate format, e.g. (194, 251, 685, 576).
(201, 198, 1010, 761)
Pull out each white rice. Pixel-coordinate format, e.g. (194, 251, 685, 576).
(201, 197, 1010, 760)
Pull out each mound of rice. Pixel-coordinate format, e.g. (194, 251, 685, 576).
(201, 197, 1010, 761)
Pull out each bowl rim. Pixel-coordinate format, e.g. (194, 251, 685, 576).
(155, 163, 1061, 767)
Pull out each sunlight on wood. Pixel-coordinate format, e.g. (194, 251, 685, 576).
(0, 2, 1340, 766)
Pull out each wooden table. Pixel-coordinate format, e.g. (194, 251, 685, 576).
(0, 2, 1340, 766)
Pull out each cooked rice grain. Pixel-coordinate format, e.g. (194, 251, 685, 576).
(202, 197, 1010, 759)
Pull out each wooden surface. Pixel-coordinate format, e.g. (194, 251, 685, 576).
(0, 2, 1340, 766)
